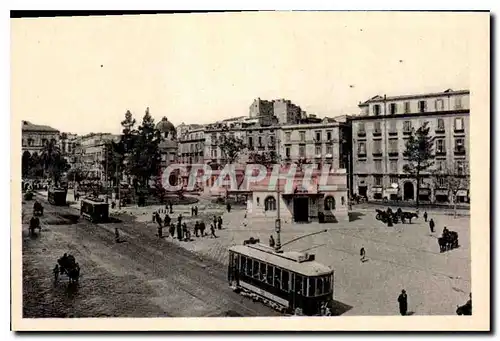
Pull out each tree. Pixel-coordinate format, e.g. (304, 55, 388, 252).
(22, 151, 31, 178)
(249, 150, 280, 169)
(432, 162, 470, 218)
(402, 122, 435, 207)
(126, 107, 162, 189)
(101, 140, 126, 188)
(27, 152, 44, 178)
(66, 165, 87, 184)
(40, 139, 70, 186)
(218, 135, 246, 165)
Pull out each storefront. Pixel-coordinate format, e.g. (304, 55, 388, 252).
(434, 189, 449, 203)
(372, 187, 383, 200)
(456, 189, 469, 203)
(418, 188, 431, 202)
(383, 187, 399, 201)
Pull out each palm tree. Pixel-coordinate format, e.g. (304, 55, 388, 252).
(40, 139, 67, 186)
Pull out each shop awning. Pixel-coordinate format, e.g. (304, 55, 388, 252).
(384, 188, 398, 194)
(435, 189, 448, 196)
(372, 187, 383, 193)
(456, 190, 468, 197)
(418, 188, 431, 195)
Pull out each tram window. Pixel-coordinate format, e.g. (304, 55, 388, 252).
(248, 259, 253, 276)
(295, 275, 304, 295)
(266, 264, 274, 284)
(253, 260, 260, 279)
(259, 262, 266, 281)
(308, 277, 316, 297)
(282, 271, 289, 292)
(240, 256, 247, 273)
(274, 268, 282, 288)
(316, 277, 324, 296)
(324, 276, 331, 293)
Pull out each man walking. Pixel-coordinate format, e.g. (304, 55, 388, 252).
(360, 247, 366, 262)
(398, 289, 408, 316)
(423, 211, 428, 222)
(429, 218, 435, 233)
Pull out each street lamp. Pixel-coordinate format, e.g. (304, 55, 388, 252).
(275, 137, 282, 252)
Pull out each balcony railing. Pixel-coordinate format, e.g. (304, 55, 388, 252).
(373, 130, 382, 137)
(388, 151, 399, 157)
(454, 148, 466, 155)
(435, 150, 447, 156)
(372, 152, 383, 157)
(388, 131, 398, 136)
(357, 153, 367, 158)
(435, 128, 445, 134)
(357, 131, 366, 137)
(403, 130, 411, 135)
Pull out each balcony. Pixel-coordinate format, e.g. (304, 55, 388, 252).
(435, 150, 447, 156)
(373, 130, 382, 137)
(435, 128, 445, 134)
(454, 128, 465, 133)
(357, 131, 366, 137)
(372, 152, 383, 157)
(403, 130, 411, 135)
(454, 148, 466, 156)
(314, 139, 322, 144)
(357, 153, 367, 158)
(388, 131, 398, 136)
(388, 151, 399, 157)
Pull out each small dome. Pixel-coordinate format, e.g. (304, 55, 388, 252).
(156, 117, 176, 133)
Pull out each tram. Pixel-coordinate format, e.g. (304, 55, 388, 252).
(80, 197, 109, 223)
(228, 239, 334, 316)
(48, 187, 68, 206)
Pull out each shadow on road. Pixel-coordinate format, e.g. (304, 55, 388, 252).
(349, 212, 365, 222)
(330, 299, 353, 316)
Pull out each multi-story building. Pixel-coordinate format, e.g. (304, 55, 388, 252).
(156, 117, 178, 171)
(178, 125, 205, 164)
(249, 98, 305, 125)
(351, 88, 470, 204)
(74, 133, 120, 183)
(21, 120, 60, 156)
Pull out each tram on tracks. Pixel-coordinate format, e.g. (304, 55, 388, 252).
(48, 186, 68, 206)
(228, 239, 334, 316)
(80, 197, 109, 223)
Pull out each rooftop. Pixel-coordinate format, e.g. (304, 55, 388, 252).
(359, 89, 470, 106)
(22, 121, 59, 133)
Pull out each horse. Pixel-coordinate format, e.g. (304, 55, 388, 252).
(29, 216, 41, 235)
(33, 201, 44, 216)
(438, 230, 459, 252)
(400, 212, 418, 224)
(57, 255, 80, 284)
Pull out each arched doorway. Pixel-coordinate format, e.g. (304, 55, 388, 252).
(264, 196, 277, 211)
(403, 182, 414, 201)
(324, 196, 336, 211)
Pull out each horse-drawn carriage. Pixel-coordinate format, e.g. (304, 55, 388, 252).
(29, 215, 41, 235)
(33, 201, 44, 216)
(438, 229, 459, 253)
(375, 208, 418, 224)
(48, 186, 68, 206)
(54, 253, 80, 284)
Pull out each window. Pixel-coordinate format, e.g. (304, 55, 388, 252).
(295, 275, 304, 295)
(315, 131, 321, 141)
(357, 123, 366, 136)
(436, 139, 446, 153)
(327, 131, 332, 140)
(248, 137, 253, 147)
(437, 176, 447, 188)
(436, 160, 446, 172)
(373, 140, 382, 154)
(285, 132, 291, 142)
(437, 118, 445, 131)
(373, 104, 381, 116)
(308, 277, 316, 297)
(282, 271, 289, 291)
(358, 142, 366, 155)
(374, 160, 382, 172)
(389, 139, 398, 153)
(247, 258, 253, 276)
(454, 117, 464, 131)
(285, 147, 291, 158)
(211, 148, 217, 158)
(316, 277, 324, 296)
(455, 96, 463, 109)
(389, 120, 397, 133)
(390, 160, 398, 173)
(299, 145, 305, 157)
(324, 196, 336, 210)
(264, 196, 277, 211)
(315, 145, 321, 155)
(266, 264, 274, 284)
(374, 121, 381, 133)
(418, 100, 427, 113)
(42, 138, 48, 146)
(269, 136, 275, 145)
(435, 99, 444, 111)
(455, 138, 465, 153)
(274, 268, 282, 288)
(258, 136, 263, 146)
(390, 175, 398, 184)
(326, 145, 333, 154)
(389, 103, 397, 115)
(455, 160, 466, 175)
(299, 131, 306, 141)
(374, 175, 383, 186)
(404, 101, 411, 113)
(403, 121, 412, 132)
(27, 138, 33, 146)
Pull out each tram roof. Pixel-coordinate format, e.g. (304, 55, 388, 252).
(81, 197, 109, 205)
(229, 244, 333, 277)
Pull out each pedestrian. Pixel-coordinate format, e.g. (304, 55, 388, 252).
(169, 202, 173, 214)
(195, 206, 198, 216)
(213, 215, 217, 229)
(53, 264, 59, 281)
(157, 214, 163, 228)
(191, 206, 195, 216)
(178, 214, 182, 224)
(111, 201, 116, 209)
(269, 235, 275, 248)
(157, 225, 163, 238)
(398, 289, 408, 316)
(423, 211, 428, 222)
(169, 223, 176, 238)
(210, 223, 217, 238)
(200, 221, 206, 237)
(360, 247, 366, 262)
(176, 222, 182, 240)
(218, 216, 223, 230)
(182, 223, 188, 241)
(164, 213, 171, 227)
(227, 202, 231, 213)
(194, 221, 200, 237)
(115, 228, 120, 243)
(429, 218, 435, 233)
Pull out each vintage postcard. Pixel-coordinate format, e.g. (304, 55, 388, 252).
(10, 11, 490, 331)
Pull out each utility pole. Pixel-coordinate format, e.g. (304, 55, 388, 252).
(105, 143, 109, 203)
(275, 137, 282, 252)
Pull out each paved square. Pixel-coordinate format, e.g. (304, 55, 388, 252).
(134, 201, 470, 316)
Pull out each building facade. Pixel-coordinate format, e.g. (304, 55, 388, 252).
(178, 125, 206, 164)
(351, 89, 470, 204)
(21, 120, 60, 156)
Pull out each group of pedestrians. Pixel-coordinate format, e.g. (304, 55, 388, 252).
(152, 209, 225, 241)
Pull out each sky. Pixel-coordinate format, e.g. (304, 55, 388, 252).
(11, 12, 477, 135)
